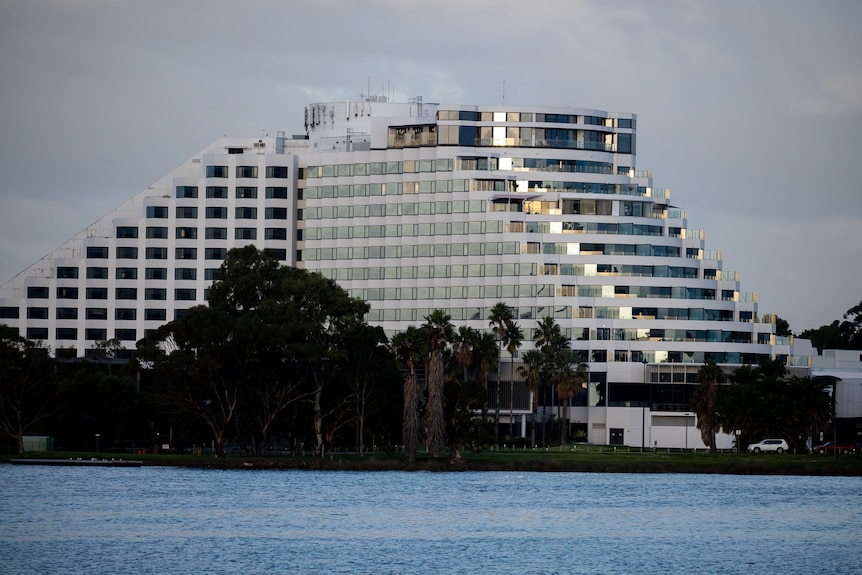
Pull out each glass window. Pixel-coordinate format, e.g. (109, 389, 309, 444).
(56, 327, 77, 340)
(86, 246, 109, 259)
(86, 287, 108, 299)
(86, 308, 108, 320)
(175, 288, 196, 301)
(115, 308, 137, 321)
(235, 228, 257, 240)
(57, 287, 78, 299)
(266, 166, 288, 178)
(116, 267, 137, 280)
(146, 226, 168, 239)
(116, 226, 138, 239)
(205, 206, 228, 219)
(27, 307, 48, 319)
(145, 288, 167, 300)
(27, 286, 49, 299)
(175, 247, 197, 260)
(265, 228, 287, 240)
(206, 186, 228, 199)
(146, 206, 168, 219)
(236, 207, 257, 219)
(85, 328, 107, 340)
(115, 288, 137, 300)
(236, 186, 257, 199)
(176, 206, 197, 219)
(115, 329, 136, 341)
(145, 308, 167, 321)
(56, 266, 79, 279)
(175, 268, 197, 280)
(266, 187, 288, 199)
(206, 165, 228, 178)
(27, 327, 49, 340)
(236, 166, 258, 178)
(617, 133, 632, 154)
(145, 267, 167, 280)
(146, 247, 168, 260)
(265, 207, 288, 219)
(0, 306, 19, 319)
(176, 186, 198, 198)
(176, 227, 197, 239)
(86, 267, 109, 279)
(116, 246, 138, 259)
(204, 268, 220, 281)
(205, 247, 226, 260)
(205, 227, 228, 239)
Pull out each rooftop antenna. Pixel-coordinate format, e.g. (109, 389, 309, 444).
(502, 80, 506, 104)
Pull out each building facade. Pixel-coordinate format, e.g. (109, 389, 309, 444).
(0, 97, 819, 448)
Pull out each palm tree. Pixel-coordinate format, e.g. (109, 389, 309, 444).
(473, 332, 499, 423)
(533, 316, 563, 354)
(391, 326, 425, 463)
(504, 321, 523, 440)
(693, 358, 724, 452)
(423, 310, 454, 457)
(533, 316, 568, 446)
(517, 349, 543, 447)
(758, 357, 787, 382)
(488, 302, 513, 444)
(454, 326, 477, 384)
(555, 351, 587, 446)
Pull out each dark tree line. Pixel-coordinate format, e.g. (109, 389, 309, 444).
(797, 299, 862, 352)
(0, 247, 403, 456)
(4, 263, 851, 457)
(693, 358, 832, 452)
(0, 326, 150, 453)
(0, 326, 62, 452)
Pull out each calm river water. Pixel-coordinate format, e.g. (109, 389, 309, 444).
(1, 465, 860, 574)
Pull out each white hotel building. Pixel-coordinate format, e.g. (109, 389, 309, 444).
(0, 97, 827, 449)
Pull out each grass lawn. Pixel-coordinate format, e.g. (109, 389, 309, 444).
(4, 445, 860, 476)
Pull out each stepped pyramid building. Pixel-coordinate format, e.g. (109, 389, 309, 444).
(0, 96, 817, 448)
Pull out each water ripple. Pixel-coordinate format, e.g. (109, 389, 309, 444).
(1, 466, 860, 574)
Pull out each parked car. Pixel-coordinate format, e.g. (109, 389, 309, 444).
(811, 441, 855, 455)
(747, 439, 789, 454)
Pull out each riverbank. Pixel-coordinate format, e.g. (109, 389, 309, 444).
(5, 448, 861, 476)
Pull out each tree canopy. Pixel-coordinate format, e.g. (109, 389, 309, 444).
(136, 246, 392, 457)
(797, 299, 862, 352)
(715, 360, 832, 452)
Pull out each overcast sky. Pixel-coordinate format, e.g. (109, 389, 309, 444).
(1, 0, 859, 333)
